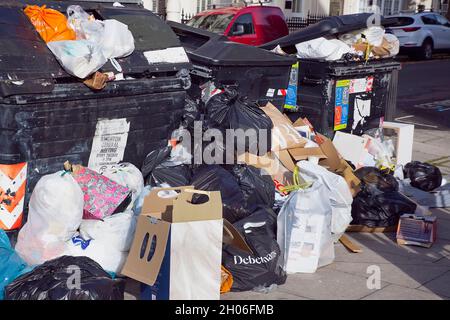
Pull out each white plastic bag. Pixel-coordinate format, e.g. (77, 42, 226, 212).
(296, 37, 351, 61)
(67, 5, 134, 59)
(79, 210, 137, 252)
(68, 238, 128, 273)
(100, 19, 135, 59)
(100, 163, 144, 210)
(47, 40, 107, 78)
(67, 5, 104, 43)
(363, 26, 385, 46)
(297, 161, 353, 242)
(15, 172, 84, 265)
(277, 181, 334, 274)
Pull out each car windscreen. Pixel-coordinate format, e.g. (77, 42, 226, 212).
(390, 16, 415, 27)
(187, 14, 235, 34)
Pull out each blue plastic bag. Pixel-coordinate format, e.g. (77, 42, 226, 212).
(0, 230, 31, 299)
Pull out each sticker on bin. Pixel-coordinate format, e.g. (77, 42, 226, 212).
(0, 163, 27, 231)
(144, 47, 189, 64)
(266, 88, 275, 98)
(284, 62, 299, 111)
(352, 96, 372, 133)
(349, 76, 374, 94)
(88, 118, 130, 172)
(334, 80, 350, 131)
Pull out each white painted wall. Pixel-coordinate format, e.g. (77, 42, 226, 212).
(142, 0, 153, 10)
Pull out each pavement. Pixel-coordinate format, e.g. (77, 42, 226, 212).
(124, 57, 450, 300)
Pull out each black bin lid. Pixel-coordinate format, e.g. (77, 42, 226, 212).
(260, 13, 399, 51)
(168, 21, 296, 67)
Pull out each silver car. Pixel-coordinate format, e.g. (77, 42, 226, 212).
(387, 12, 450, 59)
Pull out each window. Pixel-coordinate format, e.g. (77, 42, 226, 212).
(421, 14, 439, 25)
(231, 13, 254, 35)
(390, 16, 415, 26)
(292, 0, 303, 13)
(285, 1, 293, 10)
(187, 14, 235, 33)
(436, 14, 450, 26)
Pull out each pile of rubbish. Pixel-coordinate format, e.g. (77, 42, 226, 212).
(0, 5, 445, 301)
(276, 25, 399, 62)
(24, 5, 135, 88)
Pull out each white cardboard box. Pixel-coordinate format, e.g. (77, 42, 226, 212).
(383, 121, 414, 166)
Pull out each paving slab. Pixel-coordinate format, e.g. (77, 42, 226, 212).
(222, 290, 309, 300)
(328, 261, 449, 289)
(362, 284, 444, 300)
(275, 267, 389, 300)
(416, 270, 450, 299)
(337, 233, 446, 264)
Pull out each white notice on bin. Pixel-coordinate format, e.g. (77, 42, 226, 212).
(144, 47, 190, 64)
(88, 118, 130, 171)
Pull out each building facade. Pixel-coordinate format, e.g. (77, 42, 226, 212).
(142, 0, 447, 20)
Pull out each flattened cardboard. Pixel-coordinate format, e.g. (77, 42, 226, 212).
(273, 149, 297, 172)
(121, 215, 171, 286)
(223, 219, 253, 254)
(237, 152, 293, 185)
(317, 134, 342, 172)
(346, 225, 397, 233)
(288, 146, 327, 161)
(333, 132, 370, 168)
(261, 103, 307, 151)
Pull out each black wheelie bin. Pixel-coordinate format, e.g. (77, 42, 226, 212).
(168, 21, 296, 110)
(261, 13, 402, 138)
(0, 0, 191, 232)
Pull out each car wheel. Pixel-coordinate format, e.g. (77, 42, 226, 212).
(418, 40, 433, 60)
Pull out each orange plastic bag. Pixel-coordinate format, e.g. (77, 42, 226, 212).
(24, 5, 76, 43)
(220, 266, 233, 294)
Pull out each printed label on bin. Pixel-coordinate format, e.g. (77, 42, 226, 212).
(0, 163, 27, 230)
(144, 47, 189, 64)
(266, 88, 275, 98)
(88, 118, 130, 172)
(352, 96, 372, 133)
(334, 80, 350, 131)
(284, 62, 299, 110)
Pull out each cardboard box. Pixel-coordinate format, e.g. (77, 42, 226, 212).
(121, 187, 223, 300)
(396, 214, 437, 248)
(261, 103, 307, 151)
(383, 122, 414, 166)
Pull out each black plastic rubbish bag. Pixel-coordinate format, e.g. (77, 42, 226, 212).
(150, 164, 192, 187)
(352, 190, 417, 227)
(222, 207, 287, 292)
(352, 167, 416, 227)
(190, 165, 248, 223)
(181, 96, 200, 130)
(141, 145, 192, 187)
(206, 88, 272, 156)
(5, 256, 125, 300)
(354, 166, 399, 192)
(404, 161, 442, 192)
(141, 146, 172, 179)
(229, 165, 275, 214)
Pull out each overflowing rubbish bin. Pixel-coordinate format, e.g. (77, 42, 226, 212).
(261, 13, 402, 138)
(0, 1, 191, 231)
(168, 21, 296, 111)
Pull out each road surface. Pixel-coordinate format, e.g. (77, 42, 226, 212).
(396, 58, 450, 129)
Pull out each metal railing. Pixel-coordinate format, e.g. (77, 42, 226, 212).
(286, 12, 328, 32)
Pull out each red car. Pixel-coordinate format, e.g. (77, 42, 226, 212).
(186, 6, 289, 46)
